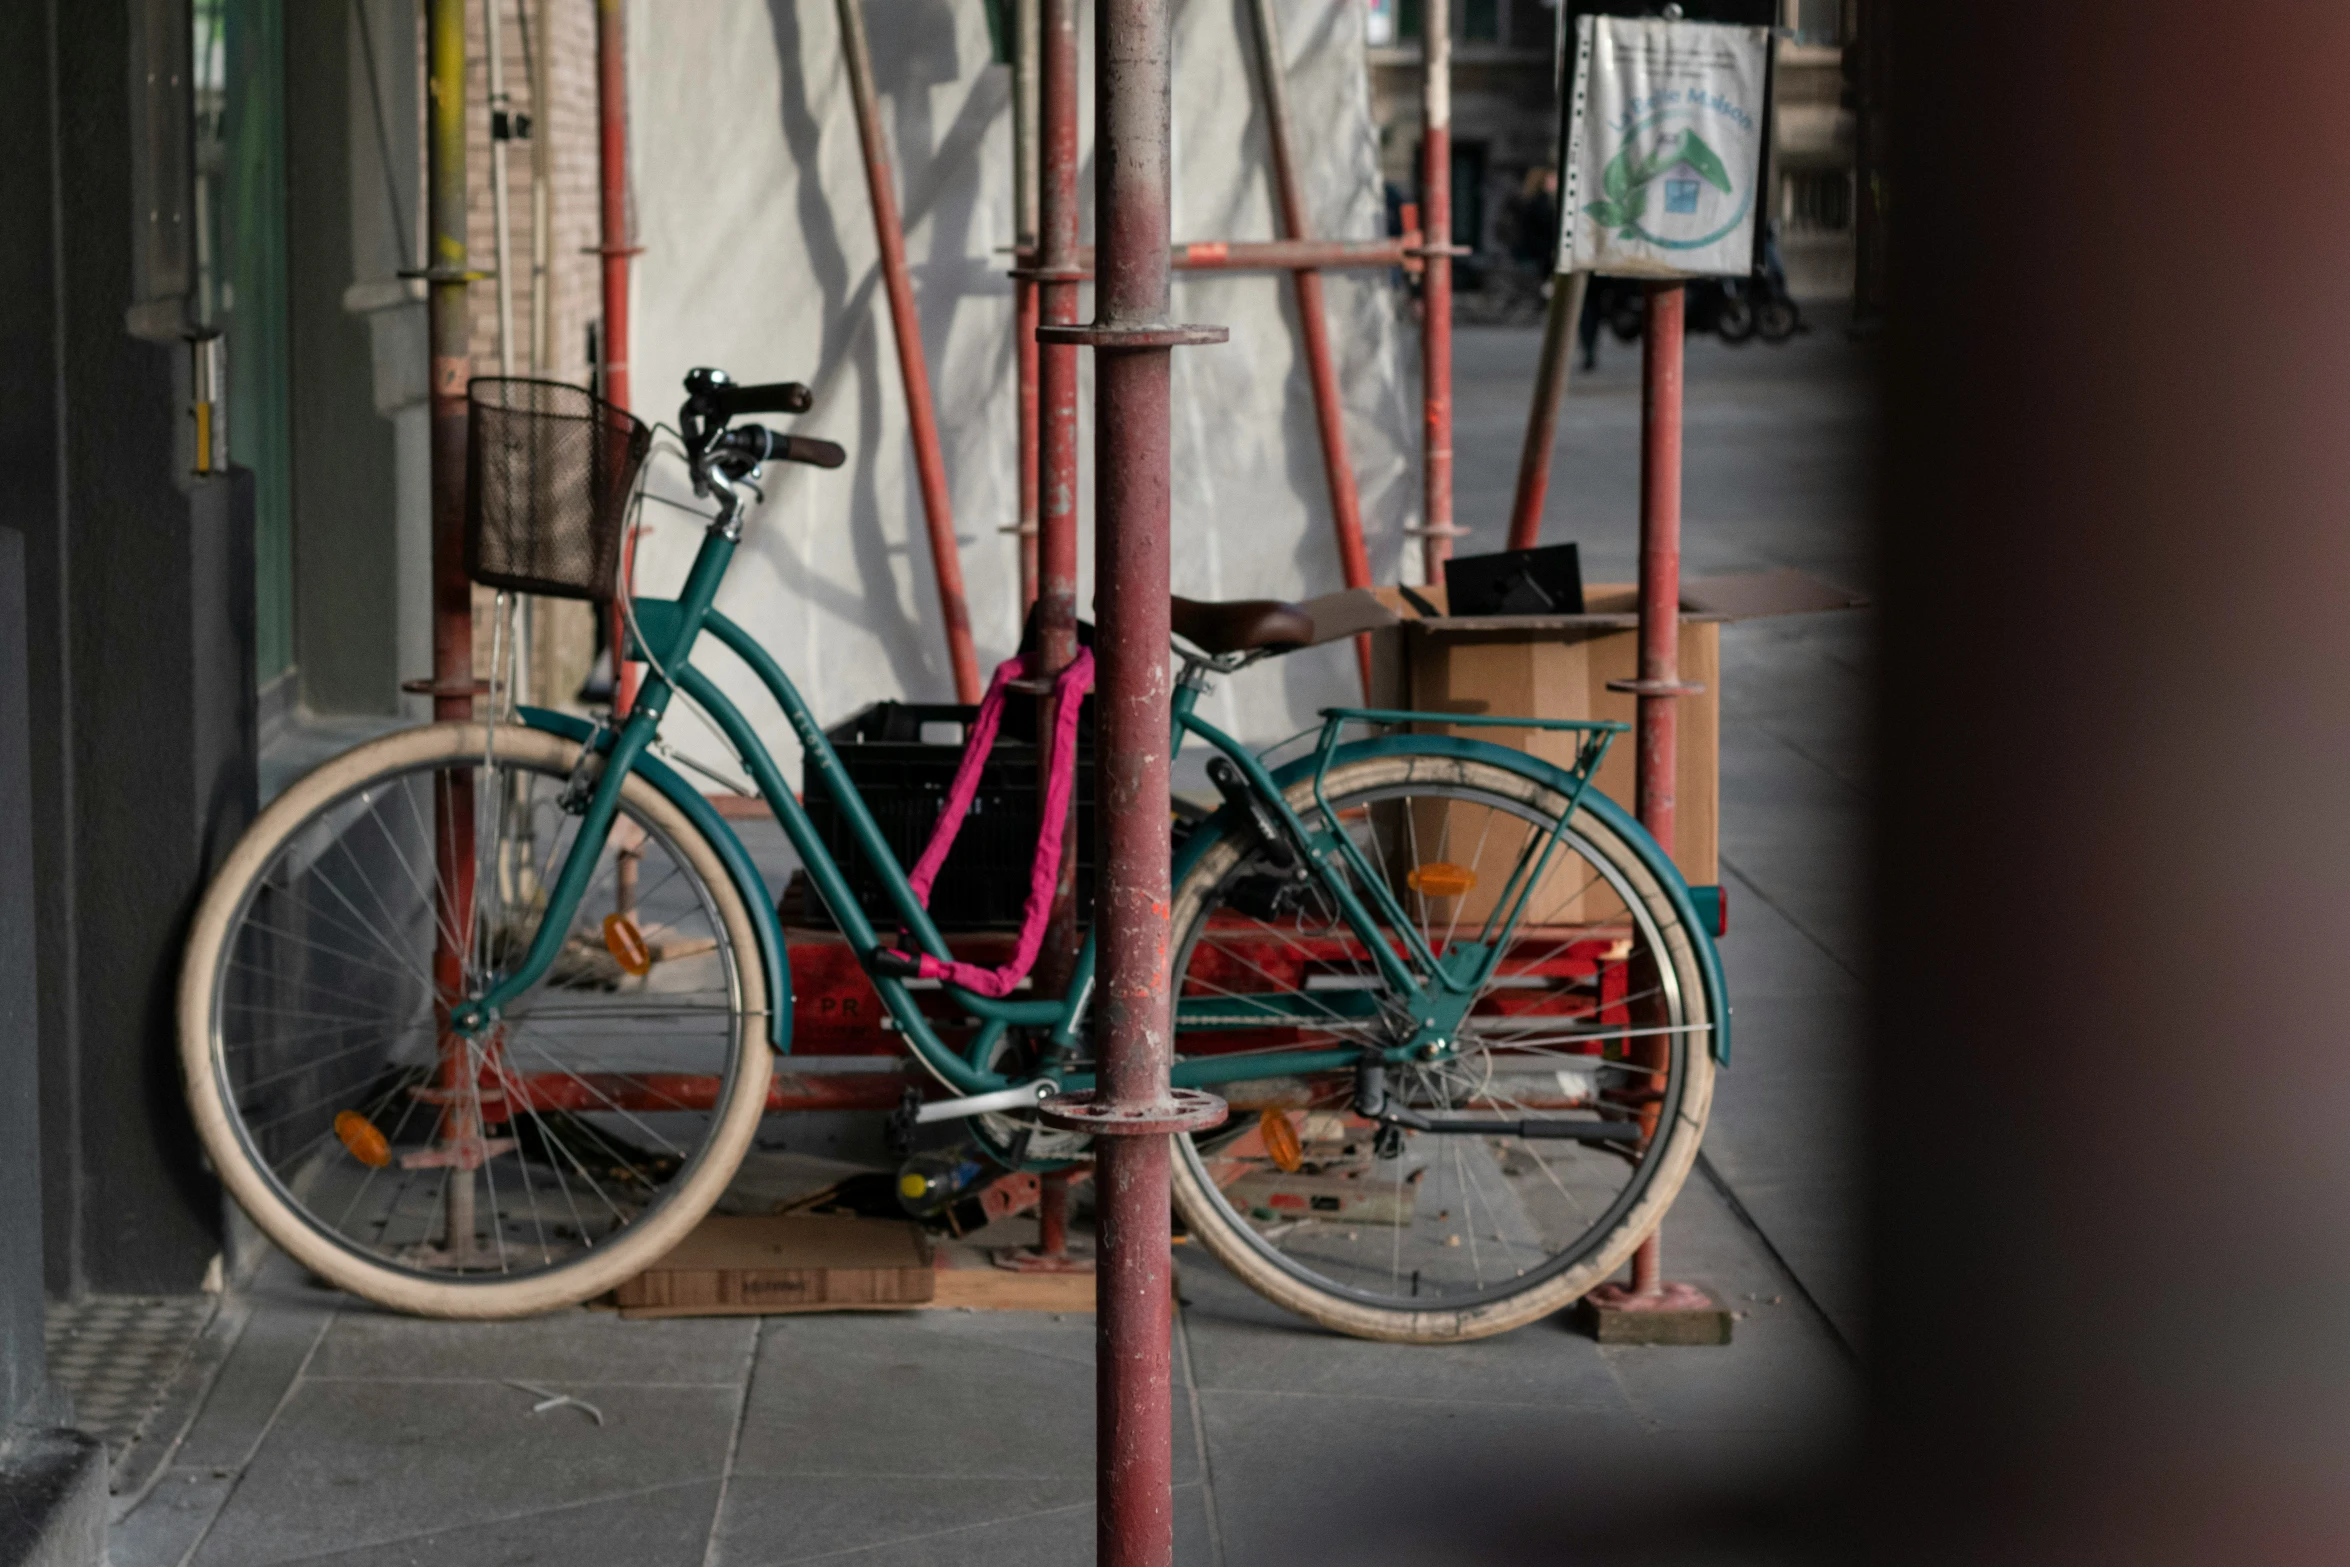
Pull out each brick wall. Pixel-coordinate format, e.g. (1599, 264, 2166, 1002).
(462, 0, 606, 389)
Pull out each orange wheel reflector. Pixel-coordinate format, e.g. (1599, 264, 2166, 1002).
(334, 1110, 391, 1168)
(1407, 862, 1478, 899)
(603, 912, 653, 975)
(1258, 1109, 1304, 1174)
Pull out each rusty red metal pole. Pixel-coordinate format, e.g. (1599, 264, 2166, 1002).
(1245, 0, 1370, 693)
(836, 0, 983, 704)
(1035, 0, 1226, 1554)
(1505, 270, 1588, 551)
(1634, 282, 1684, 851)
(1630, 279, 1684, 1296)
(595, 0, 639, 715)
(429, 0, 473, 730)
(1011, 0, 1042, 613)
(1071, 237, 1419, 273)
(1418, 0, 1455, 586)
(1034, 0, 1084, 989)
(1087, 33, 1181, 1564)
(1037, 1168, 1070, 1256)
(1016, 279, 1042, 612)
(425, 0, 479, 1260)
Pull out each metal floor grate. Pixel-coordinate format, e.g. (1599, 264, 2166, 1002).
(44, 1295, 217, 1466)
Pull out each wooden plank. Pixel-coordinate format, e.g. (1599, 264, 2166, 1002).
(928, 1263, 1097, 1313)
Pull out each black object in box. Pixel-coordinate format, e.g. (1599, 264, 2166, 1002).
(804, 699, 1096, 931)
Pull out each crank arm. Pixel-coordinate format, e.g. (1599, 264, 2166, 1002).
(911, 1080, 1059, 1125)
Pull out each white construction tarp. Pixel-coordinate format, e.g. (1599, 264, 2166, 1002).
(627, 0, 1419, 790)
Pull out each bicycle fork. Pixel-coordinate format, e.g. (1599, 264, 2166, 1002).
(421, 698, 666, 1263)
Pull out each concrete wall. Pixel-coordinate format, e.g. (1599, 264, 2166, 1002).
(284, 0, 431, 720)
(7, 0, 259, 1299)
(0, 530, 45, 1426)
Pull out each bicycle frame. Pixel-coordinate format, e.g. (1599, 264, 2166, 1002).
(450, 502, 1655, 1109)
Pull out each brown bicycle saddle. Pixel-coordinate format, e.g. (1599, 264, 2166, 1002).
(1169, 595, 1315, 656)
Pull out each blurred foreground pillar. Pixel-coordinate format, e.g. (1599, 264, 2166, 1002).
(1873, 4, 2350, 1562)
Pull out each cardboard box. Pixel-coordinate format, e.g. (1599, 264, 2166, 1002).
(615, 1214, 935, 1318)
(1367, 569, 1867, 889)
(1368, 582, 1719, 886)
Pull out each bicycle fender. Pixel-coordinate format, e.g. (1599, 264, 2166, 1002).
(519, 706, 791, 1053)
(1255, 733, 1731, 1066)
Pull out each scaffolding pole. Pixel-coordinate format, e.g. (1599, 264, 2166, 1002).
(1035, 0, 1228, 1552)
(1416, 0, 1456, 585)
(1505, 271, 1588, 551)
(423, 0, 481, 1264)
(837, 0, 983, 704)
(1244, 0, 1371, 692)
(597, 0, 639, 713)
(1031, 0, 1085, 991)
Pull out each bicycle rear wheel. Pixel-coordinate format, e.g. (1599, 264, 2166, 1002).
(178, 724, 769, 1317)
(1168, 752, 1716, 1341)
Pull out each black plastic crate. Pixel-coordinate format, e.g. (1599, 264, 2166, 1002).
(804, 699, 1097, 931)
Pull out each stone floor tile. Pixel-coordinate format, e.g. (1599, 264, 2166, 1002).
(167, 1302, 333, 1474)
(1199, 1385, 1651, 1567)
(244, 1480, 721, 1567)
(1175, 1251, 1632, 1411)
(715, 1474, 1093, 1565)
(309, 1308, 756, 1387)
(107, 1469, 234, 1567)
(726, 1310, 1200, 1484)
(187, 1380, 738, 1567)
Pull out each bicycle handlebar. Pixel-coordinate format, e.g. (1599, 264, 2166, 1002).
(711, 380, 814, 417)
(720, 425, 847, 470)
(682, 366, 815, 421)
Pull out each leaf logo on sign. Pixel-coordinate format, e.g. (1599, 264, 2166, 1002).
(1583, 128, 1734, 235)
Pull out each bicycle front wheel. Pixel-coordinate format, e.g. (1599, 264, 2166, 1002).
(1168, 752, 1716, 1341)
(178, 724, 770, 1318)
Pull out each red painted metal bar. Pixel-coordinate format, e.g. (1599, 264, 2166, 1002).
(424, 0, 479, 1262)
(995, 1165, 1095, 1272)
(1629, 279, 1684, 1298)
(1174, 237, 1414, 272)
(1034, 0, 1084, 989)
(1012, 0, 1042, 612)
(1417, 0, 1455, 585)
(1634, 282, 1684, 853)
(1245, 0, 1371, 694)
(1092, 34, 1183, 1562)
(1016, 280, 1042, 611)
(1039, 1170, 1070, 1253)
(1064, 237, 1419, 274)
(596, 0, 640, 715)
(1033, 0, 1228, 1555)
(1505, 270, 1588, 551)
(499, 1071, 906, 1115)
(837, 0, 983, 704)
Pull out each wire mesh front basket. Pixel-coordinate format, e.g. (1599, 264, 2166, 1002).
(466, 378, 653, 601)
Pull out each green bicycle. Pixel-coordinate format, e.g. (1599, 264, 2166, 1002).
(177, 369, 1727, 1341)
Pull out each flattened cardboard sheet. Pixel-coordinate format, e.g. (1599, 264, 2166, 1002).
(616, 1215, 935, 1318)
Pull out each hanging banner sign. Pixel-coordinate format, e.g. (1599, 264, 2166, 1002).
(1558, 15, 1771, 278)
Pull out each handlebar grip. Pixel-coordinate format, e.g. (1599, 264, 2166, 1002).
(727, 426, 847, 469)
(716, 380, 814, 417)
(777, 433, 847, 469)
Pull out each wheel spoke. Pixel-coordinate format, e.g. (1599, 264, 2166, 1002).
(199, 734, 750, 1300)
(1171, 760, 1708, 1325)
